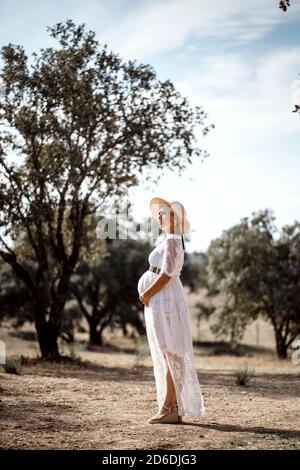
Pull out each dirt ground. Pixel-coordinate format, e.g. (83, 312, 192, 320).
(0, 322, 300, 450)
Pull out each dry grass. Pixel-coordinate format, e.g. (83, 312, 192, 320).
(0, 321, 300, 450)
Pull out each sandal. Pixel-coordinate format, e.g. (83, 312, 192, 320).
(147, 403, 183, 424)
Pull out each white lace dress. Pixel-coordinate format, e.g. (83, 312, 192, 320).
(137, 232, 205, 417)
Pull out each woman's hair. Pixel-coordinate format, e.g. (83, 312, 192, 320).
(172, 210, 182, 234)
(159, 205, 182, 235)
(160, 207, 185, 249)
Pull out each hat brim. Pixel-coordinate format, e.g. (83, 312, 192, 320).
(150, 197, 190, 235)
(149, 197, 172, 221)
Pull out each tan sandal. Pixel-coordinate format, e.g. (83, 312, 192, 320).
(147, 403, 183, 424)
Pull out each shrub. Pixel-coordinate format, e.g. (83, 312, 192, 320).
(4, 355, 22, 375)
(234, 363, 255, 386)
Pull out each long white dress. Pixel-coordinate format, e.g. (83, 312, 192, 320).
(137, 232, 205, 417)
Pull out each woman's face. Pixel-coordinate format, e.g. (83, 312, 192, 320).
(158, 205, 175, 233)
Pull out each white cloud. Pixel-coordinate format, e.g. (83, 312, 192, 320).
(130, 46, 300, 251)
(175, 47, 300, 142)
(99, 0, 300, 60)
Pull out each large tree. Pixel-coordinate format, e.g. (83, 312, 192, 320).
(204, 210, 300, 358)
(0, 19, 214, 360)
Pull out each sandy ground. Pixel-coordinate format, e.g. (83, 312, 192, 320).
(0, 322, 300, 450)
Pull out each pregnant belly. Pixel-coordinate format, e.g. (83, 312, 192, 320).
(137, 270, 157, 295)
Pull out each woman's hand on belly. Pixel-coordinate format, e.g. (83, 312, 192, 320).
(139, 273, 171, 307)
(139, 291, 151, 307)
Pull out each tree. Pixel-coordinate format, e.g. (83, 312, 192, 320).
(0, 19, 214, 360)
(205, 209, 300, 358)
(70, 236, 149, 346)
(181, 251, 209, 293)
(279, 1, 291, 12)
(0, 226, 97, 343)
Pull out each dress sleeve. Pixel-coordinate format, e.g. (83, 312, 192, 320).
(160, 238, 181, 278)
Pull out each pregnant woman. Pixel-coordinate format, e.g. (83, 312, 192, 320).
(137, 197, 205, 424)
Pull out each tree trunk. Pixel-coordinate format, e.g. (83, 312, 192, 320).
(35, 317, 61, 361)
(275, 330, 288, 359)
(121, 320, 128, 337)
(88, 317, 103, 346)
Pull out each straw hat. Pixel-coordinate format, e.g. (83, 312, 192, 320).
(150, 197, 190, 235)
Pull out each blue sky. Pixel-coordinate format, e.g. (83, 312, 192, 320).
(1, 0, 300, 252)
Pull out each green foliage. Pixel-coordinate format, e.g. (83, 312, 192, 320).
(60, 299, 83, 342)
(181, 251, 209, 292)
(203, 209, 300, 358)
(70, 228, 150, 345)
(0, 258, 35, 325)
